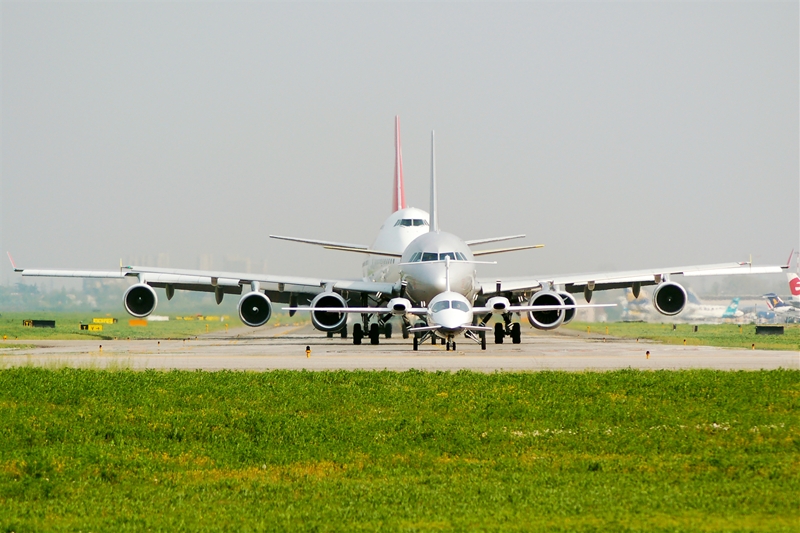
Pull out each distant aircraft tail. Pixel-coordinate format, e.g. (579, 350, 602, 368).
(787, 273, 800, 303)
(392, 116, 406, 212)
(763, 293, 786, 310)
(722, 297, 741, 318)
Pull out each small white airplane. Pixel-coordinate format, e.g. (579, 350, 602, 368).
(9, 118, 789, 350)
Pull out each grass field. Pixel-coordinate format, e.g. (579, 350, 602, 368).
(0, 369, 797, 531)
(565, 321, 800, 351)
(0, 312, 306, 342)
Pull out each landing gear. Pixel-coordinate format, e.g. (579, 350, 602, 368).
(369, 323, 380, 345)
(327, 331, 334, 338)
(481, 332, 486, 350)
(352, 323, 363, 345)
(494, 322, 504, 344)
(384, 323, 392, 339)
(340, 325, 348, 339)
(445, 339, 457, 351)
(413, 337, 419, 351)
(402, 325, 409, 339)
(511, 322, 521, 344)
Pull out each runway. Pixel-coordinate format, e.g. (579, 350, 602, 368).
(1, 324, 797, 372)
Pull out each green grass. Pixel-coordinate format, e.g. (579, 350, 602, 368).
(0, 369, 798, 531)
(0, 312, 306, 341)
(565, 321, 800, 351)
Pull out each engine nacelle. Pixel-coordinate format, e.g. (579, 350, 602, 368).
(124, 283, 158, 318)
(653, 282, 687, 316)
(559, 292, 577, 325)
(486, 296, 511, 314)
(387, 297, 412, 315)
(238, 292, 273, 327)
(526, 290, 565, 331)
(310, 292, 348, 332)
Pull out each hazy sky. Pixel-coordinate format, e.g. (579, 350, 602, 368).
(2, 2, 798, 287)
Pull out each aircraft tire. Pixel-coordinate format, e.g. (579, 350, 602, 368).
(481, 332, 486, 350)
(327, 331, 334, 338)
(353, 323, 362, 345)
(452, 341, 457, 351)
(402, 325, 409, 339)
(413, 337, 419, 351)
(511, 323, 521, 344)
(494, 323, 504, 344)
(384, 323, 392, 339)
(369, 323, 380, 345)
(340, 325, 348, 339)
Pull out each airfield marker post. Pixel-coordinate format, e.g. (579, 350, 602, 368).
(306, 346, 311, 358)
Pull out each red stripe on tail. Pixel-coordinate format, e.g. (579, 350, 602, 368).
(393, 116, 406, 212)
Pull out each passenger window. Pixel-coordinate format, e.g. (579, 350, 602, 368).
(451, 301, 470, 312)
(431, 301, 451, 312)
(421, 252, 438, 262)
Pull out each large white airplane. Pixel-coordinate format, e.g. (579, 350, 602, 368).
(10, 118, 789, 349)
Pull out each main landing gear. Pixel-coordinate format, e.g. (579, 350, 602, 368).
(488, 316, 522, 345)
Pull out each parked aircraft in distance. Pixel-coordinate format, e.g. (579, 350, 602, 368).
(9, 118, 789, 350)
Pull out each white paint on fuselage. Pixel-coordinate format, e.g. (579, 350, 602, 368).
(426, 290, 474, 338)
(400, 232, 478, 304)
(362, 207, 430, 283)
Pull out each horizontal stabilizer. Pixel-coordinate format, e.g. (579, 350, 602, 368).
(464, 235, 526, 246)
(270, 235, 368, 250)
(471, 244, 544, 257)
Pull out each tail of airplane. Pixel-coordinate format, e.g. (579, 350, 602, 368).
(392, 116, 406, 213)
(787, 272, 800, 303)
(429, 130, 439, 232)
(763, 293, 786, 310)
(722, 297, 741, 318)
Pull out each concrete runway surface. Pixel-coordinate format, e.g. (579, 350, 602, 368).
(1, 324, 798, 372)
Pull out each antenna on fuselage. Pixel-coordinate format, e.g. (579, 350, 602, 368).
(429, 130, 439, 232)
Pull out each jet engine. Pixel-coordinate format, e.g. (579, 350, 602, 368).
(238, 292, 273, 327)
(652, 282, 687, 316)
(124, 283, 158, 318)
(559, 292, 578, 325)
(526, 290, 565, 330)
(310, 292, 348, 332)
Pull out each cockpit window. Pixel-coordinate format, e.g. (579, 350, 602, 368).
(451, 301, 470, 312)
(421, 252, 438, 262)
(439, 252, 456, 261)
(456, 252, 467, 261)
(394, 219, 429, 227)
(431, 301, 451, 312)
(409, 252, 422, 262)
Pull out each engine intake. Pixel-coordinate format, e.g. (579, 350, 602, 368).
(310, 292, 347, 332)
(124, 284, 158, 318)
(388, 297, 412, 315)
(653, 282, 687, 316)
(486, 296, 511, 313)
(238, 292, 273, 327)
(526, 290, 565, 330)
(559, 292, 577, 325)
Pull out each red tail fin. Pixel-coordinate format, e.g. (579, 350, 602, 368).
(392, 116, 406, 212)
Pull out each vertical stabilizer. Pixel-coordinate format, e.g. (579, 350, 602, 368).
(392, 116, 406, 212)
(429, 131, 439, 232)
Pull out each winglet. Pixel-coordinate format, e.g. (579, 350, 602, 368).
(7, 252, 20, 272)
(786, 249, 794, 270)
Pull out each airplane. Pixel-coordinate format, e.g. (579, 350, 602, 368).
(762, 292, 800, 322)
(9, 119, 790, 350)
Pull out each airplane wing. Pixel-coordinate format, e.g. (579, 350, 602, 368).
(479, 261, 788, 297)
(13, 263, 398, 302)
(269, 235, 369, 250)
(464, 235, 526, 246)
